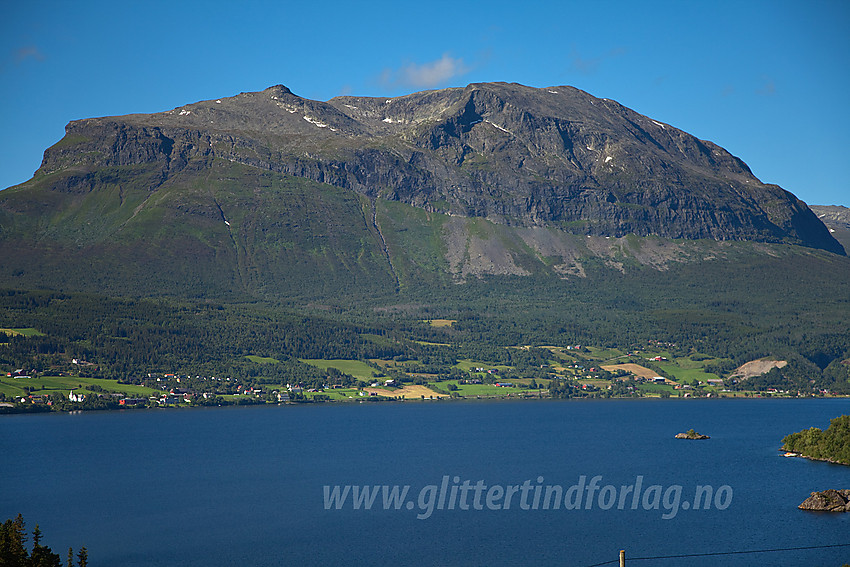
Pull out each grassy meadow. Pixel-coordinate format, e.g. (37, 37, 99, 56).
(0, 375, 159, 398)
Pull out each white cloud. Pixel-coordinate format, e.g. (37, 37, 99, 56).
(570, 49, 601, 75)
(381, 53, 470, 89)
(569, 46, 625, 75)
(756, 76, 776, 96)
(14, 45, 45, 63)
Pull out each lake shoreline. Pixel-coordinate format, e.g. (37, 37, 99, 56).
(3, 391, 849, 417)
(4, 397, 850, 566)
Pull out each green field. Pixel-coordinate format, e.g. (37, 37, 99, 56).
(637, 382, 677, 395)
(541, 347, 579, 363)
(0, 375, 159, 398)
(437, 380, 533, 397)
(305, 388, 362, 400)
(0, 328, 45, 337)
(245, 354, 280, 364)
(654, 358, 722, 383)
(583, 346, 625, 362)
(299, 359, 379, 380)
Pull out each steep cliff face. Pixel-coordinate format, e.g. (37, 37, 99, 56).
(30, 82, 843, 255)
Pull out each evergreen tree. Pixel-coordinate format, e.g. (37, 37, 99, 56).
(29, 524, 61, 567)
(30, 526, 41, 550)
(0, 517, 67, 567)
(0, 514, 28, 567)
(75, 547, 87, 567)
(782, 415, 850, 464)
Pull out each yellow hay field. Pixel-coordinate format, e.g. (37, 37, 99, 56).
(365, 385, 445, 399)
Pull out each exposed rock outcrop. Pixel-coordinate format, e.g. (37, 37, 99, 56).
(35, 82, 845, 255)
(675, 429, 710, 440)
(798, 489, 850, 512)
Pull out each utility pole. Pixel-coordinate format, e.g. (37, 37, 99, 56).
(619, 549, 625, 567)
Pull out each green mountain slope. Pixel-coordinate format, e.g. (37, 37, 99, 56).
(4, 153, 846, 304)
(21, 83, 844, 255)
(0, 159, 400, 299)
(0, 82, 848, 394)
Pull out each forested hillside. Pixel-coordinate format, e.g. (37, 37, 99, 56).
(1, 83, 847, 396)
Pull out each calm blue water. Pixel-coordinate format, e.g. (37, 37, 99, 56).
(1, 398, 849, 567)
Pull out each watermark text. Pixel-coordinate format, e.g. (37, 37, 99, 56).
(324, 475, 732, 520)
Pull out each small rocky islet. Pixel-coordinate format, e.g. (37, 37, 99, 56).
(798, 489, 850, 512)
(674, 429, 710, 440)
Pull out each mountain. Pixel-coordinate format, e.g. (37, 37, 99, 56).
(29, 83, 843, 246)
(810, 205, 850, 252)
(0, 82, 844, 301)
(1, 82, 849, 394)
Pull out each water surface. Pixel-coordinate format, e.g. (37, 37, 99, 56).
(1, 398, 848, 566)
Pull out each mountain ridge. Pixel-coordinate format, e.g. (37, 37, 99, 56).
(28, 82, 843, 255)
(1, 82, 846, 303)
(810, 205, 850, 252)
(2, 83, 849, 398)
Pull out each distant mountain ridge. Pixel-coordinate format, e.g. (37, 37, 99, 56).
(32, 82, 842, 254)
(810, 205, 850, 252)
(810, 205, 850, 229)
(0, 82, 845, 301)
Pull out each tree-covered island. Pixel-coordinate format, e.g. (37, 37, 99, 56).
(782, 415, 850, 465)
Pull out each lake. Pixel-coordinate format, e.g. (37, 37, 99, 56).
(1, 398, 849, 566)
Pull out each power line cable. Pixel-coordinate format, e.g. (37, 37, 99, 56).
(583, 542, 850, 567)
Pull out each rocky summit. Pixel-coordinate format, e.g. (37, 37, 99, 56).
(32, 82, 842, 253)
(0, 82, 845, 300)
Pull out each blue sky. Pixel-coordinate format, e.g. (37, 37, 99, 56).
(2, 0, 848, 206)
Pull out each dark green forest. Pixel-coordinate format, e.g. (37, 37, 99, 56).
(782, 415, 850, 465)
(0, 514, 87, 567)
(1, 231, 848, 397)
(1, 154, 848, 399)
